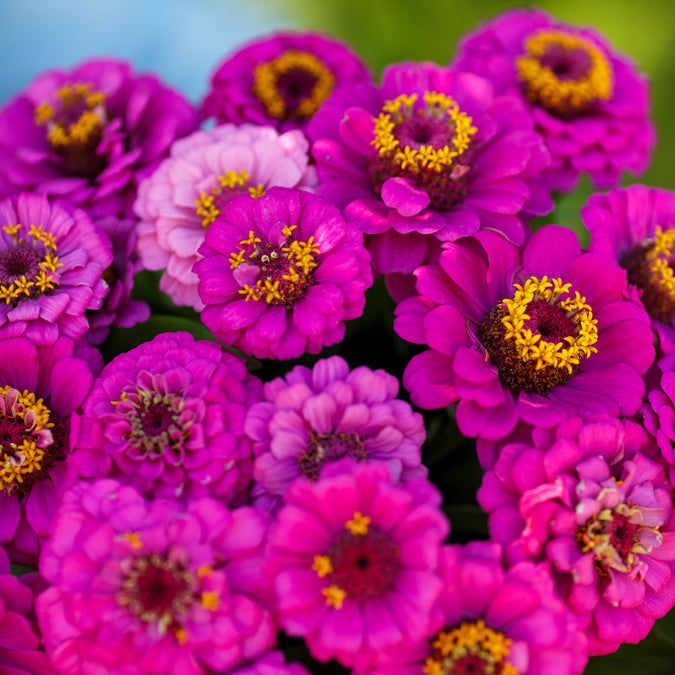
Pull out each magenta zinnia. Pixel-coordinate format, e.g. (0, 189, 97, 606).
(195, 187, 372, 360)
(395, 225, 654, 440)
(36, 479, 275, 675)
(71, 331, 262, 504)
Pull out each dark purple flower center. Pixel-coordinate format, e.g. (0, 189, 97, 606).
(621, 227, 675, 322)
(252, 50, 335, 120)
(478, 276, 598, 394)
(369, 91, 477, 211)
(516, 30, 613, 117)
(299, 430, 366, 480)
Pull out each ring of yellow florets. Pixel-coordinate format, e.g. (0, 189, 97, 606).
(34, 82, 107, 149)
(0, 223, 63, 306)
(516, 30, 613, 117)
(478, 276, 598, 394)
(231, 224, 320, 305)
(252, 50, 335, 120)
(194, 169, 265, 229)
(423, 620, 519, 675)
(369, 91, 477, 210)
(0, 386, 55, 495)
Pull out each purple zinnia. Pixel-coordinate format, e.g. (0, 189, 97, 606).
(135, 123, 317, 311)
(362, 541, 587, 675)
(71, 332, 262, 504)
(0, 336, 100, 566)
(308, 61, 552, 275)
(395, 225, 654, 440)
(644, 354, 675, 466)
(478, 415, 675, 655)
(0, 58, 199, 222)
(201, 31, 372, 133)
(226, 650, 311, 675)
(36, 479, 275, 675)
(451, 8, 655, 192)
(245, 355, 427, 512)
(195, 187, 373, 360)
(583, 184, 675, 354)
(266, 460, 449, 669)
(0, 193, 112, 345)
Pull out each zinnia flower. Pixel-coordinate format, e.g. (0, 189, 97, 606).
(0, 193, 112, 345)
(195, 187, 373, 360)
(226, 650, 311, 675)
(201, 31, 372, 132)
(0, 58, 199, 222)
(308, 61, 552, 275)
(71, 331, 262, 504)
(135, 123, 317, 310)
(583, 184, 675, 354)
(245, 354, 427, 512)
(266, 460, 449, 669)
(0, 336, 100, 566)
(477, 415, 675, 655)
(36, 479, 275, 675)
(362, 541, 588, 675)
(451, 8, 655, 192)
(394, 225, 654, 440)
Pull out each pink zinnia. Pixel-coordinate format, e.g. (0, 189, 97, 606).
(245, 354, 427, 513)
(36, 479, 275, 675)
(266, 460, 449, 669)
(135, 123, 317, 310)
(195, 187, 373, 360)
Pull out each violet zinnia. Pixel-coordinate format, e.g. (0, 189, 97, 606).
(395, 225, 654, 441)
(71, 331, 262, 504)
(0, 192, 112, 345)
(451, 8, 655, 192)
(265, 460, 449, 669)
(308, 61, 552, 275)
(0, 58, 199, 222)
(201, 31, 372, 132)
(36, 479, 275, 675)
(135, 123, 317, 310)
(195, 187, 373, 360)
(245, 354, 427, 512)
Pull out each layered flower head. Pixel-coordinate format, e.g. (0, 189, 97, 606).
(308, 61, 552, 275)
(477, 415, 675, 655)
(363, 542, 587, 675)
(0, 336, 100, 566)
(201, 31, 372, 132)
(71, 332, 262, 504)
(36, 479, 275, 675)
(195, 187, 372, 360)
(583, 184, 675, 354)
(0, 59, 199, 221)
(394, 225, 654, 440)
(245, 355, 427, 512)
(0, 193, 112, 345)
(135, 123, 318, 310)
(266, 460, 449, 668)
(451, 8, 655, 192)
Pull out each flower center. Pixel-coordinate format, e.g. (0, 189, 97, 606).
(0, 386, 58, 495)
(252, 50, 335, 120)
(369, 91, 477, 210)
(231, 224, 320, 305)
(112, 385, 192, 462)
(34, 82, 108, 175)
(477, 276, 598, 394)
(298, 430, 366, 480)
(312, 511, 400, 607)
(516, 30, 613, 117)
(194, 169, 265, 229)
(622, 226, 675, 322)
(0, 223, 63, 306)
(423, 620, 518, 675)
(576, 501, 659, 577)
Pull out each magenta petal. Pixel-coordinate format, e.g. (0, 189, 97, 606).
(381, 177, 430, 217)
